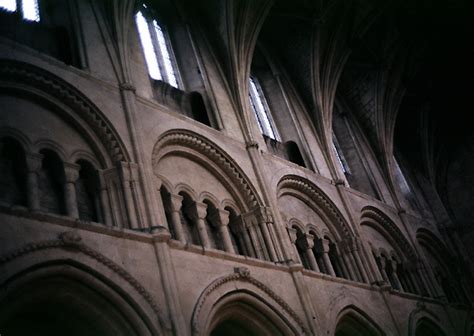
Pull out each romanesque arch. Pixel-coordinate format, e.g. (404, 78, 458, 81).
(152, 129, 263, 211)
(417, 228, 468, 303)
(191, 268, 307, 336)
(152, 129, 283, 261)
(360, 206, 426, 294)
(0, 59, 130, 165)
(277, 175, 353, 241)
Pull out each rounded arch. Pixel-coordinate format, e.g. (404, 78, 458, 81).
(360, 206, 417, 261)
(0, 127, 33, 152)
(191, 269, 307, 335)
(0, 59, 130, 166)
(152, 129, 264, 212)
(277, 175, 354, 241)
(335, 305, 385, 336)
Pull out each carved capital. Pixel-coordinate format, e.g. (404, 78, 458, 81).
(25, 153, 43, 172)
(287, 227, 298, 243)
(245, 141, 259, 150)
(119, 82, 136, 93)
(297, 233, 315, 250)
(169, 194, 183, 212)
(191, 201, 207, 220)
(209, 209, 230, 227)
(63, 162, 80, 183)
(314, 238, 330, 254)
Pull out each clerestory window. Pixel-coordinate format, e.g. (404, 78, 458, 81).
(0, 0, 39, 21)
(135, 4, 179, 88)
(332, 134, 351, 175)
(249, 76, 279, 141)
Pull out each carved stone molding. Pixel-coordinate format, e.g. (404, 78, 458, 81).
(361, 206, 417, 260)
(191, 267, 307, 335)
(152, 129, 263, 209)
(278, 175, 353, 240)
(0, 60, 129, 163)
(0, 231, 165, 329)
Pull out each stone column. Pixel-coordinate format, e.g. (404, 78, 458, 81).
(377, 256, 390, 284)
(190, 201, 210, 249)
(333, 243, 350, 279)
(119, 162, 139, 229)
(287, 227, 300, 264)
(349, 239, 369, 283)
(25, 153, 43, 212)
(338, 241, 357, 281)
(315, 238, 336, 276)
(211, 209, 235, 253)
(98, 171, 112, 226)
(256, 207, 278, 262)
(63, 162, 80, 219)
(389, 260, 404, 291)
(169, 194, 186, 243)
(299, 233, 319, 272)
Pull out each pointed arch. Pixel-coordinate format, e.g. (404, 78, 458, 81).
(0, 232, 165, 335)
(277, 175, 353, 241)
(0, 59, 130, 166)
(335, 305, 385, 336)
(191, 268, 307, 336)
(152, 129, 263, 212)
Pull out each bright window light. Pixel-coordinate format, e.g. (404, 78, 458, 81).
(154, 21, 178, 88)
(136, 7, 180, 88)
(249, 77, 278, 140)
(22, 0, 39, 21)
(332, 135, 350, 174)
(0, 0, 16, 12)
(394, 158, 411, 195)
(136, 11, 162, 81)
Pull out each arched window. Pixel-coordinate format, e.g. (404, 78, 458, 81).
(332, 133, 351, 175)
(38, 149, 66, 215)
(203, 200, 224, 251)
(0, 0, 40, 22)
(225, 206, 246, 256)
(178, 192, 200, 245)
(135, 4, 179, 88)
(75, 160, 101, 223)
(249, 76, 279, 141)
(0, 137, 27, 206)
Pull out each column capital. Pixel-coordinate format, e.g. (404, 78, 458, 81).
(169, 194, 184, 212)
(314, 238, 331, 254)
(297, 233, 315, 250)
(189, 201, 207, 221)
(287, 227, 298, 243)
(25, 153, 43, 172)
(208, 208, 230, 227)
(63, 162, 80, 182)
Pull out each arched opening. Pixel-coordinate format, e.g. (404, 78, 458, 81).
(0, 137, 27, 206)
(208, 300, 288, 336)
(285, 141, 306, 167)
(160, 185, 176, 239)
(0, 268, 153, 336)
(38, 149, 66, 215)
(415, 317, 446, 336)
(178, 191, 200, 245)
(225, 206, 246, 256)
(293, 225, 310, 269)
(335, 308, 382, 336)
(75, 159, 101, 222)
(203, 199, 224, 251)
